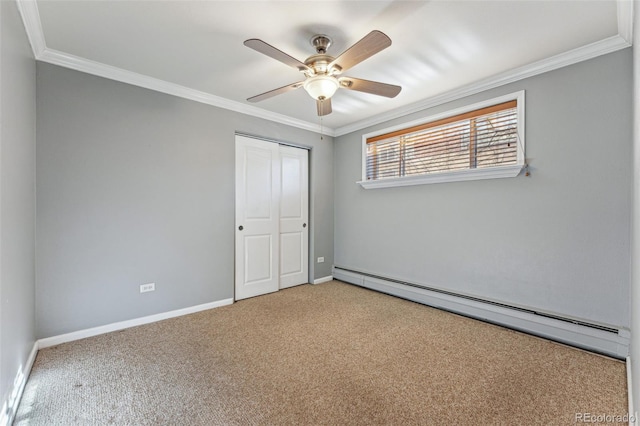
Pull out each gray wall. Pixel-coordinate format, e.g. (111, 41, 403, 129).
(36, 63, 333, 338)
(334, 49, 632, 329)
(0, 0, 36, 413)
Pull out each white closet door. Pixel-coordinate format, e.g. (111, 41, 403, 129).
(235, 136, 280, 300)
(279, 146, 309, 289)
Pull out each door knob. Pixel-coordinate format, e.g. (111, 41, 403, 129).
(238, 225, 244, 231)
(303, 223, 307, 228)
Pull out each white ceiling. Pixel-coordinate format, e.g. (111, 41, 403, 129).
(19, 0, 632, 136)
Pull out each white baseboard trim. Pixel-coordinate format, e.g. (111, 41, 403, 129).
(2, 298, 234, 424)
(38, 298, 234, 349)
(627, 357, 637, 425)
(1, 341, 39, 426)
(333, 267, 629, 359)
(313, 275, 333, 285)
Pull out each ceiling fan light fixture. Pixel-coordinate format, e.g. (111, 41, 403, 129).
(303, 75, 339, 100)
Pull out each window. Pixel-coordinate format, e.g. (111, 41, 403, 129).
(359, 91, 525, 189)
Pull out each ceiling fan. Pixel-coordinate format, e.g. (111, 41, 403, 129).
(244, 31, 402, 116)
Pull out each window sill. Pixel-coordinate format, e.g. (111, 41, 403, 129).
(357, 164, 525, 189)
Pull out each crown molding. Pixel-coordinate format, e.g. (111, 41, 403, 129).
(15, 1, 328, 136)
(36, 48, 329, 135)
(334, 34, 631, 137)
(16, 0, 45, 56)
(334, 0, 633, 136)
(15, 0, 632, 139)
(617, 0, 634, 44)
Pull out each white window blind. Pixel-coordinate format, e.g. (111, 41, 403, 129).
(365, 100, 520, 182)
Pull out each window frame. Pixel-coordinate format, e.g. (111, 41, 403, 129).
(358, 91, 525, 189)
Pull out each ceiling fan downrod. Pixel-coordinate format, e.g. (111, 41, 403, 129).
(311, 34, 332, 54)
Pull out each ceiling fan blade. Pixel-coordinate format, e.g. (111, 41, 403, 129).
(247, 81, 304, 103)
(339, 77, 401, 98)
(329, 30, 392, 73)
(316, 98, 332, 116)
(244, 39, 310, 72)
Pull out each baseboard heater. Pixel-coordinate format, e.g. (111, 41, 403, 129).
(332, 266, 629, 359)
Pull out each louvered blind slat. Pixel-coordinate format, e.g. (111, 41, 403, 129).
(366, 101, 519, 181)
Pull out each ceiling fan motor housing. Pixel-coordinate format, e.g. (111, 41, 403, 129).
(304, 54, 336, 76)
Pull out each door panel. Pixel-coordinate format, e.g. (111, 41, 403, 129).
(280, 232, 303, 276)
(279, 146, 309, 289)
(281, 155, 302, 218)
(245, 150, 274, 219)
(235, 136, 280, 300)
(244, 235, 273, 283)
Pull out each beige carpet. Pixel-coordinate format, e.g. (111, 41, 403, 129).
(15, 281, 627, 425)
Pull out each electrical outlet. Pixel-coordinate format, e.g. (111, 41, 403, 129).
(317, 257, 325, 263)
(140, 283, 155, 293)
